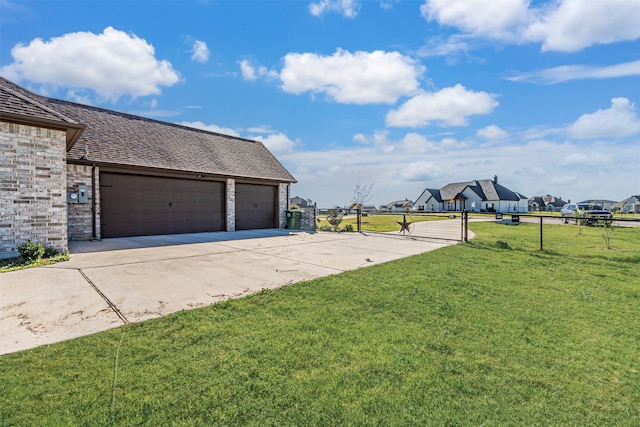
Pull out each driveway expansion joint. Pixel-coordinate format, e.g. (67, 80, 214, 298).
(76, 269, 129, 325)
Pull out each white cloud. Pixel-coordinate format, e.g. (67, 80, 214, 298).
(239, 59, 278, 82)
(506, 60, 640, 84)
(561, 152, 613, 167)
(399, 161, 443, 182)
(191, 40, 210, 63)
(568, 98, 640, 139)
(178, 121, 240, 137)
(416, 35, 473, 58)
(0, 27, 180, 101)
(246, 125, 275, 134)
(309, 0, 360, 18)
(279, 134, 639, 207)
(353, 133, 368, 144)
(239, 59, 257, 81)
(400, 133, 436, 154)
(380, 0, 400, 11)
(178, 121, 296, 154)
(252, 133, 298, 154)
(421, 0, 530, 41)
(386, 84, 498, 128)
(421, 0, 640, 53)
(526, 0, 640, 52)
(280, 49, 424, 104)
(477, 125, 508, 140)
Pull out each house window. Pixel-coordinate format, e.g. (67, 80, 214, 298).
(418, 205, 424, 212)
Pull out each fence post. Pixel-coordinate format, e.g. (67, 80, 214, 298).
(357, 208, 361, 233)
(462, 210, 469, 242)
(539, 216, 543, 251)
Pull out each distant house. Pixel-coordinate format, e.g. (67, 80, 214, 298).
(290, 196, 313, 208)
(577, 199, 617, 210)
(383, 199, 414, 213)
(360, 204, 378, 215)
(613, 196, 640, 214)
(415, 176, 528, 213)
(528, 195, 566, 212)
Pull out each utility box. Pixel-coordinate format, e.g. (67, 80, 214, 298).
(286, 210, 302, 230)
(67, 191, 79, 204)
(78, 184, 89, 203)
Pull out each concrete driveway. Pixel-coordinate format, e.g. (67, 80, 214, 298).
(1, 226, 459, 355)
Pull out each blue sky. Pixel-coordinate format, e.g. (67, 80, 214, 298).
(1, 0, 639, 207)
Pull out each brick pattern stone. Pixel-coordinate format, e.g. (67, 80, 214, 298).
(66, 164, 100, 241)
(278, 183, 288, 229)
(300, 207, 317, 231)
(0, 121, 67, 258)
(226, 178, 235, 231)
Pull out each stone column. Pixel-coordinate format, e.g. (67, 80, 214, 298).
(226, 178, 235, 231)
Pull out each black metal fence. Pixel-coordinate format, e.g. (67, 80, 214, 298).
(329, 209, 640, 256)
(467, 213, 640, 257)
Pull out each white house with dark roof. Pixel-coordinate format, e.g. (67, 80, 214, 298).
(577, 199, 617, 211)
(0, 77, 296, 258)
(415, 176, 528, 214)
(614, 196, 640, 214)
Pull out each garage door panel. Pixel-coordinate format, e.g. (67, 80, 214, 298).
(235, 183, 277, 230)
(100, 173, 225, 238)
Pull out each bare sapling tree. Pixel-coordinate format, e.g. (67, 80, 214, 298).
(351, 177, 374, 210)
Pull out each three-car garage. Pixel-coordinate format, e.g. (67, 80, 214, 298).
(100, 172, 278, 238)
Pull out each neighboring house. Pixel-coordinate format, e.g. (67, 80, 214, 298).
(415, 176, 528, 213)
(528, 194, 566, 212)
(613, 196, 640, 214)
(289, 196, 313, 208)
(383, 199, 414, 213)
(0, 77, 296, 259)
(577, 199, 617, 210)
(360, 204, 378, 215)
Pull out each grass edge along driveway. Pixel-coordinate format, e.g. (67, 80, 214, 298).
(1, 222, 639, 425)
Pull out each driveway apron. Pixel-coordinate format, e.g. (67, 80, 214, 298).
(1, 226, 460, 355)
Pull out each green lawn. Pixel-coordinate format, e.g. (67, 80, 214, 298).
(318, 213, 444, 232)
(1, 223, 639, 425)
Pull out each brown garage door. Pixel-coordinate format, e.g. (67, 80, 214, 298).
(235, 183, 277, 230)
(100, 172, 225, 238)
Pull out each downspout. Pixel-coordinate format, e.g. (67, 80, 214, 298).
(91, 163, 97, 240)
(286, 183, 290, 210)
(286, 183, 291, 229)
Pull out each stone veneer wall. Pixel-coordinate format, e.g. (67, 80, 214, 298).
(300, 207, 316, 231)
(0, 121, 67, 258)
(66, 164, 100, 241)
(226, 178, 235, 231)
(278, 183, 289, 229)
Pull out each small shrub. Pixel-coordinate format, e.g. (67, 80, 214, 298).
(17, 240, 44, 262)
(43, 247, 59, 258)
(344, 224, 354, 232)
(326, 208, 344, 232)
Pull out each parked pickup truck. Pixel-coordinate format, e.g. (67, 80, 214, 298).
(560, 203, 613, 225)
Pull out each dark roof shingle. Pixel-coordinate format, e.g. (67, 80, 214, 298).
(0, 77, 295, 183)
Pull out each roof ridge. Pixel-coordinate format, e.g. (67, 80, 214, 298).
(45, 97, 263, 145)
(0, 78, 78, 125)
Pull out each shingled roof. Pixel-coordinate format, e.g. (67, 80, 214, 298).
(0, 79, 85, 149)
(0, 77, 295, 183)
(439, 178, 525, 202)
